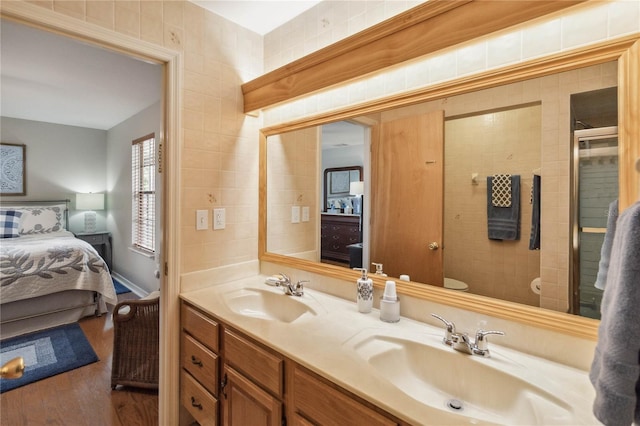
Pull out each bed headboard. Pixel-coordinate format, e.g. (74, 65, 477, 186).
(0, 199, 71, 231)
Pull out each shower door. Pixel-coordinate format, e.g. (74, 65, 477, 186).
(572, 126, 618, 319)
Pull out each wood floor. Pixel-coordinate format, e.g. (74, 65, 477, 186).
(0, 293, 159, 426)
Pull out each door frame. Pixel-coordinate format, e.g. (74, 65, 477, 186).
(0, 2, 182, 423)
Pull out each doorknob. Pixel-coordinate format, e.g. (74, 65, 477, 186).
(428, 242, 439, 250)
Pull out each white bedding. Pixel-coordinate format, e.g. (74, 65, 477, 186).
(0, 231, 117, 305)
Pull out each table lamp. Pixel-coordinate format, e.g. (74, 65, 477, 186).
(76, 193, 104, 233)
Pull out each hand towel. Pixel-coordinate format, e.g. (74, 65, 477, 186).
(487, 175, 520, 240)
(529, 174, 541, 250)
(590, 201, 640, 426)
(594, 199, 619, 290)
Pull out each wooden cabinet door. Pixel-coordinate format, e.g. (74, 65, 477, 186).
(222, 365, 282, 426)
(292, 365, 397, 426)
(370, 110, 445, 285)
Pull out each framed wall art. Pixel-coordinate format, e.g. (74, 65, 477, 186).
(323, 166, 363, 211)
(0, 143, 26, 196)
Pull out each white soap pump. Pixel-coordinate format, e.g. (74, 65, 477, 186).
(380, 280, 400, 323)
(354, 268, 373, 313)
(371, 262, 387, 277)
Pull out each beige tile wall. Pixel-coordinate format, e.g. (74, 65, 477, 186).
(444, 105, 542, 307)
(267, 127, 319, 258)
(24, 0, 264, 274)
(264, 0, 423, 73)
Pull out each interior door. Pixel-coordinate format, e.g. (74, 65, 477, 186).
(370, 110, 444, 285)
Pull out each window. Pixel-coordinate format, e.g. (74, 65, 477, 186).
(132, 133, 156, 254)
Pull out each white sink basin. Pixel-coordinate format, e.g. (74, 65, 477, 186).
(223, 287, 319, 323)
(348, 332, 584, 425)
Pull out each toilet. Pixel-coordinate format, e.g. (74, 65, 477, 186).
(444, 277, 469, 292)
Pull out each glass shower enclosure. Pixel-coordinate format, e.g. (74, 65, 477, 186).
(571, 126, 618, 319)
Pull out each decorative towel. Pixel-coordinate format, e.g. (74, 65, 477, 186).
(529, 174, 541, 250)
(487, 175, 520, 240)
(491, 174, 512, 207)
(590, 201, 640, 426)
(594, 199, 619, 290)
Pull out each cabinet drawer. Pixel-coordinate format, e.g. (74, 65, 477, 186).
(182, 303, 219, 352)
(181, 370, 218, 426)
(293, 366, 397, 426)
(224, 329, 283, 397)
(182, 333, 219, 396)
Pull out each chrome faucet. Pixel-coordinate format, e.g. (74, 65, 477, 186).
(268, 273, 307, 297)
(431, 314, 504, 358)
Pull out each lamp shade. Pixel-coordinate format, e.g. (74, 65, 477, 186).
(349, 181, 364, 196)
(76, 193, 104, 210)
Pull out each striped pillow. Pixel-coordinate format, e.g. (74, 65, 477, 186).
(0, 210, 23, 238)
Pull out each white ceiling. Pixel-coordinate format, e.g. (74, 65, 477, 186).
(322, 121, 366, 149)
(0, 20, 162, 130)
(190, 0, 321, 35)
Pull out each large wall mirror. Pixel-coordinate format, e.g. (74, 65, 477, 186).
(260, 35, 640, 339)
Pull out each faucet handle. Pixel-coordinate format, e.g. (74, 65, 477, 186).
(474, 329, 505, 354)
(295, 280, 309, 295)
(276, 273, 290, 286)
(431, 313, 455, 345)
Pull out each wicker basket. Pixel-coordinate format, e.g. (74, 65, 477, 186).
(111, 294, 159, 390)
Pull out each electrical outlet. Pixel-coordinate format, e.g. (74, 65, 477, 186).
(291, 206, 301, 223)
(302, 206, 310, 222)
(196, 210, 208, 230)
(213, 208, 225, 230)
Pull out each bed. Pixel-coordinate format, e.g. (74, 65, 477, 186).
(0, 200, 117, 339)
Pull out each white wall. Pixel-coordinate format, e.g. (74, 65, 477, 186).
(106, 101, 162, 294)
(0, 116, 107, 232)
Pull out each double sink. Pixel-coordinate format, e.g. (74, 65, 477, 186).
(213, 280, 596, 425)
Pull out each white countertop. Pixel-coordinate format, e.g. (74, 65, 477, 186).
(180, 275, 599, 426)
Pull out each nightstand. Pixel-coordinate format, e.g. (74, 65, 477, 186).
(75, 231, 112, 271)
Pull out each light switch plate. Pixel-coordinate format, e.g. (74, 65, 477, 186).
(302, 206, 310, 222)
(213, 208, 225, 230)
(291, 206, 301, 223)
(196, 210, 208, 230)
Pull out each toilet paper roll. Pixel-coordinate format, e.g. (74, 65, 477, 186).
(530, 277, 541, 295)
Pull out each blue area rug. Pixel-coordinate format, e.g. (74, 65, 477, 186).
(0, 323, 98, 393)
(113, 278, 131, 295)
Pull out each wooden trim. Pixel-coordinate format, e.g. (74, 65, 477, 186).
(0, 2, 182, 424)
(260, 34, 638, 137)
(242, 0, 586, 113)
(259, 132, 268, 259)
(619, 41, 640, 212)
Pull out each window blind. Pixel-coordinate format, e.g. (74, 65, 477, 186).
(132, 134, 156, 254)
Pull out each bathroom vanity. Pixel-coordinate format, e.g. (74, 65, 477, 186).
(180, 276, 599, 426)
(180, 298, 402, 425)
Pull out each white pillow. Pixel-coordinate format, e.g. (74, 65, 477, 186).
(17, 204, 66, 235)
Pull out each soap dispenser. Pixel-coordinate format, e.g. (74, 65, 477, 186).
(371, 262, 387, 277)
(354, 268, 373, 313)
(380, 280, 400, 323)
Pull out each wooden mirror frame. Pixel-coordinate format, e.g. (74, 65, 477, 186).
(258, 31, 640, 340)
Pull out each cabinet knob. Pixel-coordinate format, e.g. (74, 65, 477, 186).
(190, 396, 203, 410)
(190, 355, 203, 367)
(428, 242, 439, 250)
